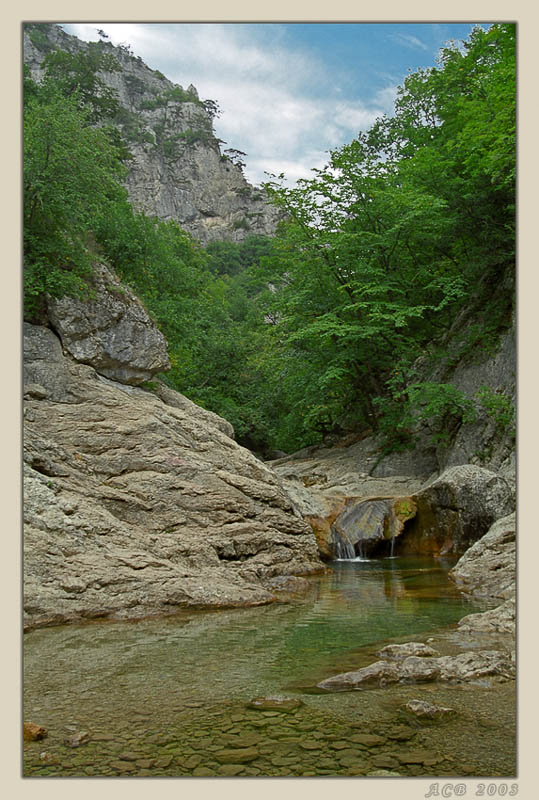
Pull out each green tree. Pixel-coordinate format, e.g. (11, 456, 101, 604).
(24, 79, 126, 318)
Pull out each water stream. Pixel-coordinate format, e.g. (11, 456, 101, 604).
(23, 556, 516, 777)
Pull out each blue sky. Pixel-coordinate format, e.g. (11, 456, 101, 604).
(62, 22, 486, 186)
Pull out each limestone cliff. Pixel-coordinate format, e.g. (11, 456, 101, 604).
(23, 23, 280, 244)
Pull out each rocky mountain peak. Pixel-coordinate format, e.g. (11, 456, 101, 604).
(23, 23, 280, 244)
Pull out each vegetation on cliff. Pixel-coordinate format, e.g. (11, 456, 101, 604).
(23, 23, 515, 456)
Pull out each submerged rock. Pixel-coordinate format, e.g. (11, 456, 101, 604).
(64, 731, 91, 748)
(246, 696, 304, 712)
(215, 747, 259, 764)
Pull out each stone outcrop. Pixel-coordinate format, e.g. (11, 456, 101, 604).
(46, 262, 170, 385)
(269, 439, 427, 559)
(23, 24, 279, 244)
(449, 513, 515, 600)
(23, 323, 323, 630)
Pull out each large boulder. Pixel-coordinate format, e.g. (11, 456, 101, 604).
(23, 324, 323, 629)
(399, 465, 515, 556)
(46, 262, 170, 385)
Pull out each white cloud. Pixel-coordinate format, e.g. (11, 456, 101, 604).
(63, 23, 393, 187)
(391, 32, 430, 52)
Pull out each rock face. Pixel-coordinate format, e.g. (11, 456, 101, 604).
(23, 24, 279, 244)
(46, 262, 170, 384)
(269, 439, 426, 559)
(23, 323, 323, 630)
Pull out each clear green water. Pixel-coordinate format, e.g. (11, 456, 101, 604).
(23, 557, 516, 777)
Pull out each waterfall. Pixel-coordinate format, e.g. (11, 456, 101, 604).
(332, 527, 356, 560)
(357, 538, 365, 560)
(389, 535, 395, 558)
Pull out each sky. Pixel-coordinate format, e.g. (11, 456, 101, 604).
(62, 22, 485, 187)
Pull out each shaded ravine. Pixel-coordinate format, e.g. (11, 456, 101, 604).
(23, 557, 516, 777)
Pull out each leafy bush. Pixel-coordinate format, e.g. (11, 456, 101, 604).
(475, 386, 515, 433)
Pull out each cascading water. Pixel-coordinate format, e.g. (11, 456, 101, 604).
(333, 530, 356, 560)
(331, 527, 369, 561)
(389, 535, 396, 558)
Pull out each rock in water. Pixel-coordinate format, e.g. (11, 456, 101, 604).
(376, 642, 440, 660)
(23, 324, 322, 630)
(450, 513, 516, 600)
(317, 649, 514, 691)
(246, 696, 304, 712)
(404, 700, 454, 718)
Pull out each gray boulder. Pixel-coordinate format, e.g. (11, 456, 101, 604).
(46, 262, 170, 385)
(457, 598, 516, 635)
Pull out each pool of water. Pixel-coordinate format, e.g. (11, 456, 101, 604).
(23, 556, 516, 777)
